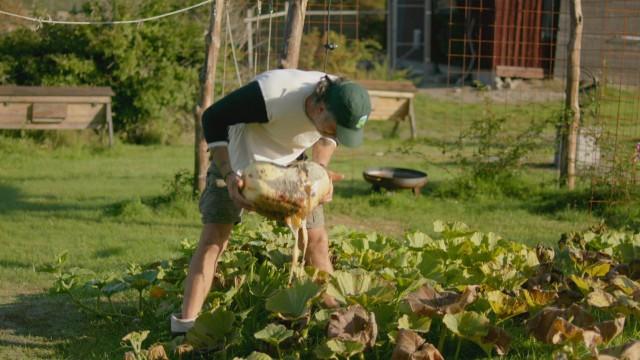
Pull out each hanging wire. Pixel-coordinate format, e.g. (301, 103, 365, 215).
(225, 6, 243, 86)
(0, 0, 213, 25)
(265, 0, 274, 70)
(253, 1, 262, 77)
(221, 7, 229, 97)
(323, 0, 337, 72)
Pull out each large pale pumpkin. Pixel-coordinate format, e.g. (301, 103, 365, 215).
(242, 161, 331, 284)
(241, 161, 331, 221)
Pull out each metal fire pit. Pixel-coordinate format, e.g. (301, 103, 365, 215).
(363, 167, 428, 196)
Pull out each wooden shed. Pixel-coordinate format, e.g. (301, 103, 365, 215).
(554, 0, 640, 87)
(388, 0, 561, 81)
(0, 86, 115, 146)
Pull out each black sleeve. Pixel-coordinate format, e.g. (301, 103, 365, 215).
(202, 80, 269, 144)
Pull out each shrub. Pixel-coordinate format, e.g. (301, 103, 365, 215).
(114, 197, 153, 220)
(299, 29, 409, 81)
(163, 169, 196, 202)
(445, 101, 553, 198)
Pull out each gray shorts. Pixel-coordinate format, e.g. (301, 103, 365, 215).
(199, 163, 325, 228)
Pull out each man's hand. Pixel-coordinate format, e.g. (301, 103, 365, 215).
(226, 173, 255, 211)
(320, 170, 345, 204)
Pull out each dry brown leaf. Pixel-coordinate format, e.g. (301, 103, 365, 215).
(615, 260, 640, 282)
(580, 328, 604, 354)
(487, 290, 528, 319)
(327, 305, 378, 348)
(527, 305, 599, 347)
(406, 284, 478, 317)
(412, 343, 445, 360)
(598, 340, 640, 360)
(568, 248, 612, 266)
(596, 317, 625, 344)
(483, 325, 511, 356)
(556, 289, 584, 307)
(391, 330, 444, 360)
(174, 343, 194, 359)
(147, 344, 169, 360)
(536, 244, 555, 264)
(525, 267, 564, 289)
(549, 318, 586, 344)
(611, 276, 640, 296)
(630, 260, 640, 280)
(522, 288, 559, 307)
(588, 289, 618, 308)
(528, 305, 626, 355)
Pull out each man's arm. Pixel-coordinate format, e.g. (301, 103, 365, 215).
(312, 137, 337, 167)
(202, 81, 268, 149)
(203, 81, 267, 210)
(210, 146, 255, 210)
(312, 138, 343, 203)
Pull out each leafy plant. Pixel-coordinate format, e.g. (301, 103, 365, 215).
(254, 323, 293, 357)
(444, 99, 553, 198)
(299, 29, 409, 81)
(41, 220, 640, 359)
(265, 280, 321, 319)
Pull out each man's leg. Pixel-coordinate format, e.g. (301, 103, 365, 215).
(302, 225, 339, 307)
(181, 223, 233, 320)
(303, 226, 334, 273)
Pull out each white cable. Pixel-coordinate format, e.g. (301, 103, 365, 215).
(225, 7, 242, 86)
(265, 2, 273, 70)
(0, 0, 213, 25)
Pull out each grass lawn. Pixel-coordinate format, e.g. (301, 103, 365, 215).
(0, 91, 636, 359)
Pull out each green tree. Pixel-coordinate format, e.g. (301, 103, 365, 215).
(0, 0, 207, 144)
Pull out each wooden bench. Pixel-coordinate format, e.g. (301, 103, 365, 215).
(0, 85, 115, 146)
(358, 79, 418, 139)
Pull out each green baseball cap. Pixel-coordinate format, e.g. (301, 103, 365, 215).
(325, 81, 371, 147)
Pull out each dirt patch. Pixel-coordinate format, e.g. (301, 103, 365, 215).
(420, 79, 565, 104)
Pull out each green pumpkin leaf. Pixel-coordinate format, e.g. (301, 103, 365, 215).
(265, 280, 321, 319)
(486, 290, 528, 320)
(323, 339, 366, 358)
(314, 308, 332, 324)
(326, 269, 395, 306)
(584, 261, 611, 278)
(125, 270, 158, 291)
(254, 323, 294, 346)
(443, 311, 510, 356)
(397, 313, 432, 333)
(101, 280, 129, 296)
(569, 274, 593, 294)
(405, 232, 433, 249)
(186, 308, 235, 349)
(443, 311, 490, 340)
(245, 352, 273, 360)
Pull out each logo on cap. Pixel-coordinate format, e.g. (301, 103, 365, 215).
(356, 115, 368, 129)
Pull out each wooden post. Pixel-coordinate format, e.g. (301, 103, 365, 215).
(560, 0, 583, 189)
(408, 97, 417, 140)
(194, 0, 225, 194)
(279, 0, 308, 69)
(424, 0, 432, 73)
(106, 102, 113, 147)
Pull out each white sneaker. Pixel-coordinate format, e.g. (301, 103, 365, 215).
(170, 313, 196, 335)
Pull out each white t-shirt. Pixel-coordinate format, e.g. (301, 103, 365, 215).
(228, 69, 329, 171)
